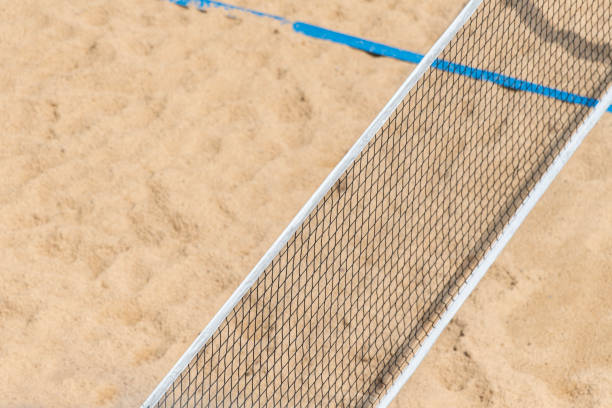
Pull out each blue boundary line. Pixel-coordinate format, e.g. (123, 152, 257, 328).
(170, 0, 612, 114)
(292, 22, 423, 64)
(173, 0, 289, 23)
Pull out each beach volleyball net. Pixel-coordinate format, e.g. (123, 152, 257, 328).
(143, 0, 612, 406)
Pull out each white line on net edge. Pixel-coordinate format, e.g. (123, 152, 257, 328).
(376, 85, 612, 408)
(141, 1, 484, 406)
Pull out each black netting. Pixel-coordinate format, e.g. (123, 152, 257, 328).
(149, 0, 611, 406)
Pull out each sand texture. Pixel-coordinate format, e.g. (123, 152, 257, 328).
(0, 1, 610, 407)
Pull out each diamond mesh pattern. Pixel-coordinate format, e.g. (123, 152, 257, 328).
(149, 1, 611, 406)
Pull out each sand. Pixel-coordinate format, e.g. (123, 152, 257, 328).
(0, 0, 610, 407)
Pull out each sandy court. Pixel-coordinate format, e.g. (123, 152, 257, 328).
(0, 1, 610, 407)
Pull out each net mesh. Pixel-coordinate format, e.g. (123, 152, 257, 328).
(148, 0, 611, 406)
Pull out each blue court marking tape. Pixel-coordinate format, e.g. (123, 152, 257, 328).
(169, 0, 612, 114)
(174, 0, 289, 23)
(292, 22, 423, 64)
(431, 59, 599, 108)
(294, 22, 610, 113)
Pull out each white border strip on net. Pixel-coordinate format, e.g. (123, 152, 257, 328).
(376, 85, 612, 408)
(141, 1, 484, 406)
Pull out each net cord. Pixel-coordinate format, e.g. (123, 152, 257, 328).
(376, 83, 612, 408)
(140, 1, 486, 406)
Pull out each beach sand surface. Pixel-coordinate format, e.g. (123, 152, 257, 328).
(0, 1, 610, 407)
